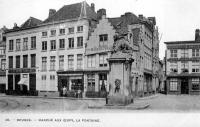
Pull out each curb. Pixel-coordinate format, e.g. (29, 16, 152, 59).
(88, 103, 150, 110)
(136, 94, 158, 100)
(0, 94, 105, 101)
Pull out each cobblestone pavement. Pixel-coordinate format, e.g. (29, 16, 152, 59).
(1, 94, 200, 113)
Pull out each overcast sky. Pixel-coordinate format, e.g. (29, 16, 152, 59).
(1, 0, 200, 59)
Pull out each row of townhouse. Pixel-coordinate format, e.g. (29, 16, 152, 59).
(5, 1, 160, 98)
(165, 29, 200, 95)
(0, 26, 7, 93)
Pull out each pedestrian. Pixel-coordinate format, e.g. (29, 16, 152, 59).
(62, 86, 67, 96)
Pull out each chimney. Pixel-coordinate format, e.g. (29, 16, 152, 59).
(13, 23, 18, 29)
(138, 14, 143, 19)
(148, 17, 156, 25)
(91, 3, 95, 12)
(97, 8, 106, 20)
(49, 9, 56, 18)
(195, 29, 200, 41)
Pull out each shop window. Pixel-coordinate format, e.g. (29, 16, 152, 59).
(170, 78, 178, 91)
(71, 79, 83, 91)
(192, 78, 200, 91)
(87, 74, 95, 91)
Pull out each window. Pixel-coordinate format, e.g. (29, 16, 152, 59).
(9, 56, 13, 68)
(77, 26, 83, 32)
(0, 49, 5, 55)
(9, 40, 14, 51)
(192, 61, 200, 73)
(42, 41, 47, 51)
(23, 37, 28, 50)
(68, 38, 74, 48)
(50, 40, 56, 50)
(23, 55, 28, 68)
(42, 57, 47, 71)
(170, 78, 178, 91)
(192, 49, 200, 57)
(41, 75, 46, 80)
(99, 34, 108, 46)
(77, 54, 83, 69)
(99, 73, 107, 91)
(42, 31, 47, 37)
(31, 54, 36, 68)
(16, 39, 21, 51)
(68, 27, 74, 34)
(170, 49, 177, 58)
(87, 74, 95, 91)
(50, 75, 55, 80)
(50, 56, 56, 71)
(87, 55, 96, 68)
(50, 30, 56, 36)
(31, 36, 36, 49)
(192, 78, 200, 90)
(59, 55, 64, 70)
(77, 37, 83, 47)
(181, 49, 188, 58)
(59, 29, 65, 35)
(59, 39, 65, 49)
(16, 56, 20, 68)
(170, 61, 178, 72)
(99, 54, 108, 67)
(1, 59, 6, 70)
(68, 55, 74, 69)
(181, 61, 189, 72)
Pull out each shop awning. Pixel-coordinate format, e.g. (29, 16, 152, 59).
(18, 78, 28, 85)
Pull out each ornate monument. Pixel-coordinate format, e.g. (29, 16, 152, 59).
(107, 34, 134, 105)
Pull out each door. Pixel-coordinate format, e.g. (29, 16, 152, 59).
(181, 78, 189, 94)
(29, 74, 36, 91)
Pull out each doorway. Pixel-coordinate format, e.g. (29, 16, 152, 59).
(181, 78, 189, 94)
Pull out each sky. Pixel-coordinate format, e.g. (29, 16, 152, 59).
(1, 0, 200, 59)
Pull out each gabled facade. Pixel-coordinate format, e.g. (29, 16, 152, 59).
(165, 29, 200, 95)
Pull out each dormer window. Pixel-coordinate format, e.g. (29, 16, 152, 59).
(42, 31, 47, 37)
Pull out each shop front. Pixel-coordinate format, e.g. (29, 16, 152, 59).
(57, 71, 84, 98)
(6, 68, 37, 96)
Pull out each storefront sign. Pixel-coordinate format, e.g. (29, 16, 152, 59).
(8, 68, 36, 73)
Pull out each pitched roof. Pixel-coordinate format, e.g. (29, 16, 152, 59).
(20, 17, 42, 28)
(43, 2, 97, 23)
(108, 12, 140, 35)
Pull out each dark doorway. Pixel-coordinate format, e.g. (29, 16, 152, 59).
(29, 74, 36, 91)
(8, 75, 13, 90)
(181, 78, 189, 94)
(15, 74, 20, 91)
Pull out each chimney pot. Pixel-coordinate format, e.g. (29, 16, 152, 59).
(195, 29, 200, 41)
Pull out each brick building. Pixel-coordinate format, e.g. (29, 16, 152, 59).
(165, 29, 200, 95)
